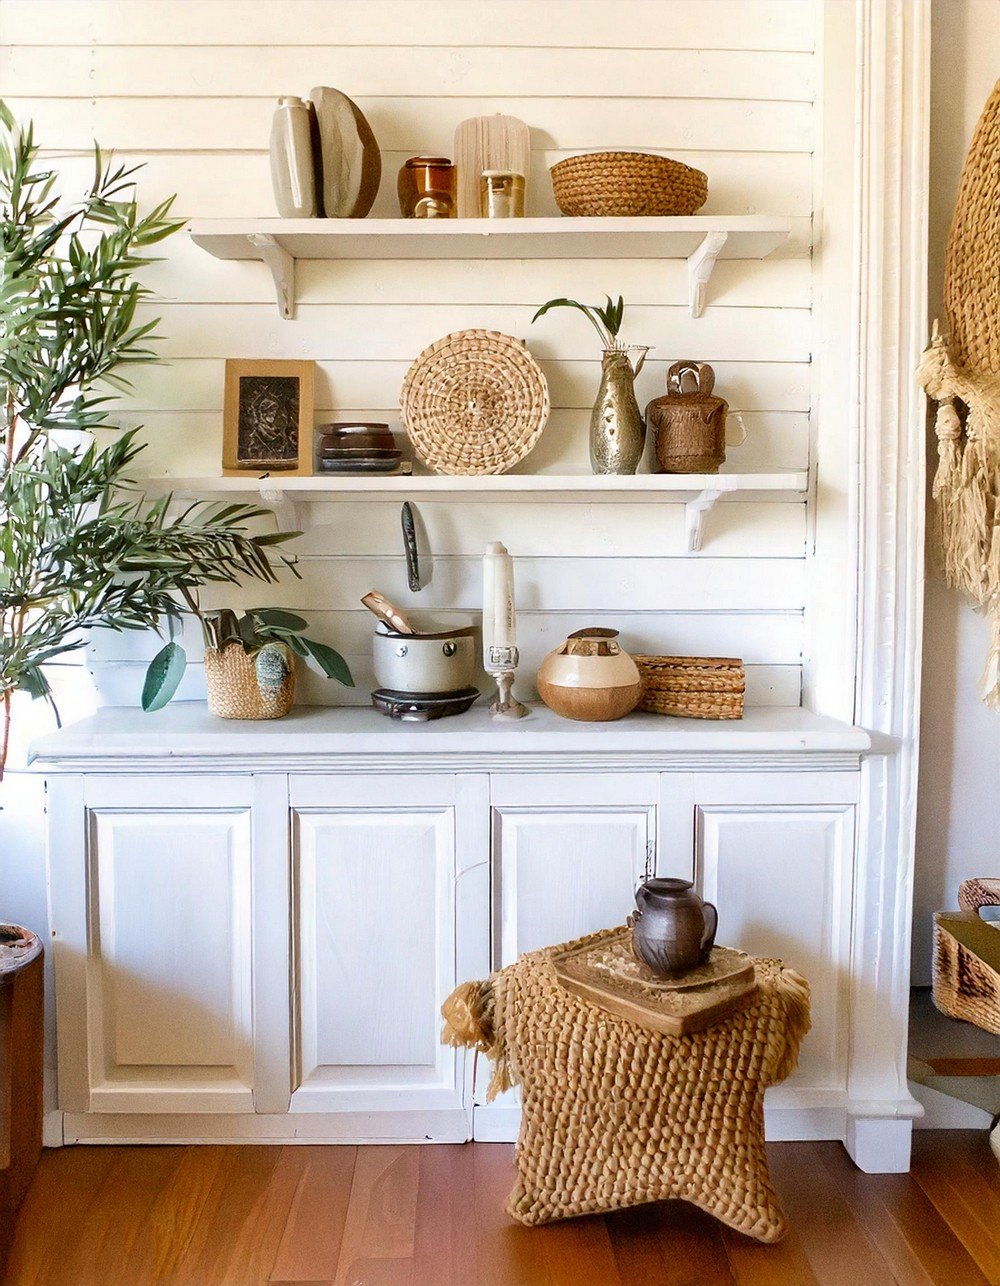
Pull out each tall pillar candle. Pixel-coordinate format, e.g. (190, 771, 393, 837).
(482, 541, 516, 669)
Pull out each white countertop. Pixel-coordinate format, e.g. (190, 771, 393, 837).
(29, 702, 871, 773)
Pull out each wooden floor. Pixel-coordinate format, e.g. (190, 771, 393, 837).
(2, 1132, 999, 1285)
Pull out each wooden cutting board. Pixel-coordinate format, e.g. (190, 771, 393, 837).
(453, 113, 530, 217)
(553, 931, 758, 1036)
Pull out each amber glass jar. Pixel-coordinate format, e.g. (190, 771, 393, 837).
(397, 156, 456, 218)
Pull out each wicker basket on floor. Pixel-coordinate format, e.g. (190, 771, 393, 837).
(933, 878, 1000, 1036)
(634, 655, 745, 720)
(550, 152, 708, 218)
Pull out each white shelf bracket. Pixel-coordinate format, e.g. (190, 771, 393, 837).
(249, 233, 295, 320)
(687, 231, 729, 319)
(257, 483, 300, 532)
(685, 488, 723, 552)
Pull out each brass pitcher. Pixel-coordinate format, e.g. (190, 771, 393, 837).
(590, 347, 650, 475)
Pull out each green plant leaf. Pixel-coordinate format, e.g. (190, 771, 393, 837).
(141, 641, 186, 711)
(301, 637, 354, 687)
(250, 608, 308, 631)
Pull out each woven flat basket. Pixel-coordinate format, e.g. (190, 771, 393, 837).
(401, 329, 549, 476)
(635, 655, 745, 720)
(550, 151, 708, 218)
(204, 643, 295, 720)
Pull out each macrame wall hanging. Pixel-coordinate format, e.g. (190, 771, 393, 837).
(918, 79, 1000, 708)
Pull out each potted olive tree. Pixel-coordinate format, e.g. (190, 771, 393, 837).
(0, 103, 344, 1215)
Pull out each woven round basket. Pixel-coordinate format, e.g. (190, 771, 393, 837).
(635, 655, 745, 720)
(400, 329, 549, 475)
(204, 643, 296, 720)
(550, 152, 708, 218)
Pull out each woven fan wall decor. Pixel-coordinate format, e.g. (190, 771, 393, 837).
(918, 79, 1000, 708)
(400, 329, 549, 475)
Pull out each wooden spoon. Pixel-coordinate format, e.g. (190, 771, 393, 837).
(361, 590, 415, 634)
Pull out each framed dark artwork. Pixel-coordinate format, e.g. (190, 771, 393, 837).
(223, 359, 314, 475)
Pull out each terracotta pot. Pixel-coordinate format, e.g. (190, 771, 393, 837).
(630, 878, 718, 977)
(536, 627, 643, 722)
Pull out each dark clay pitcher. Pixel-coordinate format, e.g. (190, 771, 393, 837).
(630, 877, 718, 977)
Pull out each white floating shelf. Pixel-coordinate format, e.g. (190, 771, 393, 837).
(188, 216, 791, 320)
(142, 471, 808, 552)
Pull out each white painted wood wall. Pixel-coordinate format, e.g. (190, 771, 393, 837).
(1, 0, 819, 709)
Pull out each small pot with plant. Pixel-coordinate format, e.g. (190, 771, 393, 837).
(532, 295, 650, 475)
(145, 607, 353, 721)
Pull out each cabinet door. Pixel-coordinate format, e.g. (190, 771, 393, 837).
(287, 774, 487, 1137)
(50, 776, 255, 1114)
(666, 774, 857, 1092)
(490, 774, 659, 966)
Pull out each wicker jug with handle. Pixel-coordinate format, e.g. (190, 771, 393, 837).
(646, 361, 743, 474)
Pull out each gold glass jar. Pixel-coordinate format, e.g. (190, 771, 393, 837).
(480, 170, 525, 218)
(397, 156, 456, 218)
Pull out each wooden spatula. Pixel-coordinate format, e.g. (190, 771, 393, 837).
(361, 590, 415, 634)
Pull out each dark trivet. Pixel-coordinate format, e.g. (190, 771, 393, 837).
(371, 688, 480, 722)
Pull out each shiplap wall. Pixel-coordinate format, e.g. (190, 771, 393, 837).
(1, 0, 817, 708)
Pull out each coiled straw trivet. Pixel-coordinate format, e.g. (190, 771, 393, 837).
(400, 329, 549, 475)
(441, 926, 809, 1240)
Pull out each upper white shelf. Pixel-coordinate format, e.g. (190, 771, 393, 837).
(141, 470, 808, 552)
(187, 216, 791, 320)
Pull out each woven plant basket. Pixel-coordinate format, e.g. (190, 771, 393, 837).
(932, 878, 1000, 1036)
(400, 329, 549, 475)
(635, 655, 745, 720)
(204, 643, 296, 720)
(550, 152, 708, 218)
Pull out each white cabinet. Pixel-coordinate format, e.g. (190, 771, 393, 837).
(40, 707, 907, 1163)
(285, 774, 487, 1141)
(48, 776, 255, 1115)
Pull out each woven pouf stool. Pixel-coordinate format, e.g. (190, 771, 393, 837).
(441, 926, 810, 1243)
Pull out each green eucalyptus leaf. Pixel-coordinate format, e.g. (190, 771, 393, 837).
(141, 641, 186, 712)
(250, 608, 308, 631)
(301, 637, 354, 687)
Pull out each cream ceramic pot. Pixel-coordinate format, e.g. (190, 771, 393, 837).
(537, 627, 643, 722)
(372, 625, 477, 693)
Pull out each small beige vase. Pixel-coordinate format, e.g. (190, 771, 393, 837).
(204, 643, 296, 720)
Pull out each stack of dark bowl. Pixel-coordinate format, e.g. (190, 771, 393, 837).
(316, 422, 405, 474)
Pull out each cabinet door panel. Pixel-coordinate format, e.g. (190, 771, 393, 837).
(87, 804, 253, 1112)
(492, 808, 653, 966)
(296, 810, 449, 1074)
(697, 805, 853, 1088)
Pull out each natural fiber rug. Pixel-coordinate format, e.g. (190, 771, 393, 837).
(441, 926, 810, 1242)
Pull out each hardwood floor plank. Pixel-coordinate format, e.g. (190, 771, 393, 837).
(332, 1146, 420, 1286)
(1, 1146, 116, 1286)
(910, 1131, 1000, 1283)
(411, 1144, 479, 1286)
(44, 1146, 183, 1286)
(767, 1142, 900, 1285)
(173, 1146, 284, 1285)
(720, 1223, 819, 1286)
(472, 1143, 555, 1286)
(817, 1142, 989, 1286)
(269, 1146, 357, 1284)
(607, 1200, 735, 1286)
(140, 1144, 229, 1282)
(215, 1147, 313, 1286)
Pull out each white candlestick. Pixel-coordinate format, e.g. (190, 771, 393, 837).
(482, 541, 516, 669)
